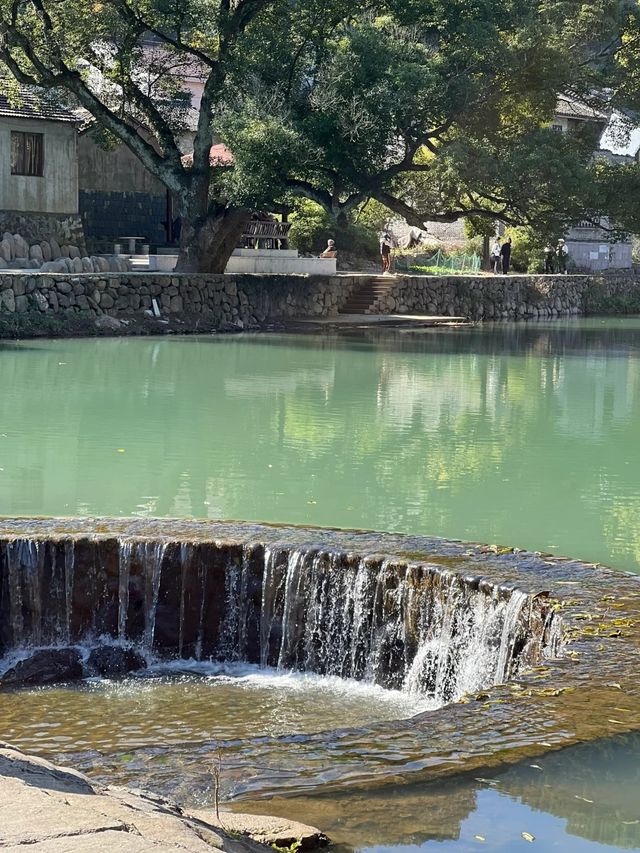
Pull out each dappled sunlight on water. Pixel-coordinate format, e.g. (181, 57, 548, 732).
(0, 664, 431, 802)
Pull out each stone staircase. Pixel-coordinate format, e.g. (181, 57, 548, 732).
(338, 276, 396, 314)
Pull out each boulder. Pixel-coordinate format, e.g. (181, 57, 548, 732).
(0, 239, 12, 262)
(34, 291, 49, 311)
(40, 241, 52, 262)
(0, 648, 83, 688)
(0, 743, 271, 852)
(1, 289, 16, 313)
(189, 810, 328, 850)
(81, 256, 93, 273)
(29, 244, 43, 262)
(2, 232, 15, 258)
(60, 244, 70, 258)
(40, 259, 68, 274)
(13, 233, 29, 258)
(87, 645, 147, 676)
(49, 238, 62, 259)
(68, 245, 81, 259)
(71, 256, 83, 274)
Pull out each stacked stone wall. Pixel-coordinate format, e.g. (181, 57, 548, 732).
(0, 272, 359, 326)
(370, 273, 640, 320)
(0, 271, 637, 329)
(0, 212, 85, 250)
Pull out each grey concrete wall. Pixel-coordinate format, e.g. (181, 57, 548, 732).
(78, 133, 167, 243)
(0, 272, 637, 327)
(0, 118, 78, 214)
(78, 133, 167, 195)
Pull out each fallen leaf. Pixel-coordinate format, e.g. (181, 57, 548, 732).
(529, 764, 543, 770)
(574, 795, 594, 803)
(474, 835, 486, 842)
(117, 448, 125, 453)
(521, 831, 535, 842)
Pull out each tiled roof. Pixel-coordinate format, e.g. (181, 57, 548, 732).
(181, 143, 234, 167)
(556, 94, 608, 123)
(0, 79, 79, 124)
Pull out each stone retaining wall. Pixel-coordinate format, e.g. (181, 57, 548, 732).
(0, 271, 638, 329)
(370, 273, 640, 320)
(0, 272, 359, 326)
(0, 212, 84, 250)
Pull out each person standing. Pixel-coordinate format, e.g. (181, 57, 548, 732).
(491, 239, 502, 274)
(543, 244, 556, 274)
(556, 239, 569, 274)
(380, 231, 393, 274)
(500, 237, 512, 275)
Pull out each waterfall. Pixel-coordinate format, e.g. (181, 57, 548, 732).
(0, 535, 560, 702)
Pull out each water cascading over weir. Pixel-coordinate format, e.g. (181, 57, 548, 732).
(3, 518, 640, 796)
(0, 520, 560, 704)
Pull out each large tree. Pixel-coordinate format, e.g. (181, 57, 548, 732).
(0, 0, 635, 270)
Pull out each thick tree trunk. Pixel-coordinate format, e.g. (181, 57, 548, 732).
(175, 205, 250, 273)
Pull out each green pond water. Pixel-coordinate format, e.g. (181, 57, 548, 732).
(2, 318, 640, 572)
(2, 318, 640, 852)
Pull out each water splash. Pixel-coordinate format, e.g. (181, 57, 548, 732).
(0, 536, 559, 701)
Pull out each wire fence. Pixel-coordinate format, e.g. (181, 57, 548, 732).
(395, 249, 482, 274)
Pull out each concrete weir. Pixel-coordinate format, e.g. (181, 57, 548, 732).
(0, 518, 639, 796)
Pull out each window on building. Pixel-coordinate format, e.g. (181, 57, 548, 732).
(10, 131, 44, 177)
(551, 124, 564, 133)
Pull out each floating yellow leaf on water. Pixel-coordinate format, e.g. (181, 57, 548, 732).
(521, 831, 535, 842)
(622, 820, 640, 825)
(117, 448, 125, 453)
(474, 836, 486, 842)
(575, 795, 594, 803)
(606, 682, 622, 690)
(608, 719, 626, 725)
(529, 764, 543, 770)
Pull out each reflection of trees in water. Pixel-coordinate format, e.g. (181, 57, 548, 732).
(498, 733, 640, 849)
(1, 327, 640, 569)
(235, 734, 640, 850)
(233, 780, 478, 848)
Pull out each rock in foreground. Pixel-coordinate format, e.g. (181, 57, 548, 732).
(190, 810, 328, 849)
(0, 743, 327, 851)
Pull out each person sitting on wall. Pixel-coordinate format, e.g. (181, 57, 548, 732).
(320, 239, 337, 259)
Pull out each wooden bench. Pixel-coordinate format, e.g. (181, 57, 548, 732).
(240, 221, 292, 249)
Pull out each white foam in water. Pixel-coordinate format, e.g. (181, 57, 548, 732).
(145, 659, 436, 716)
